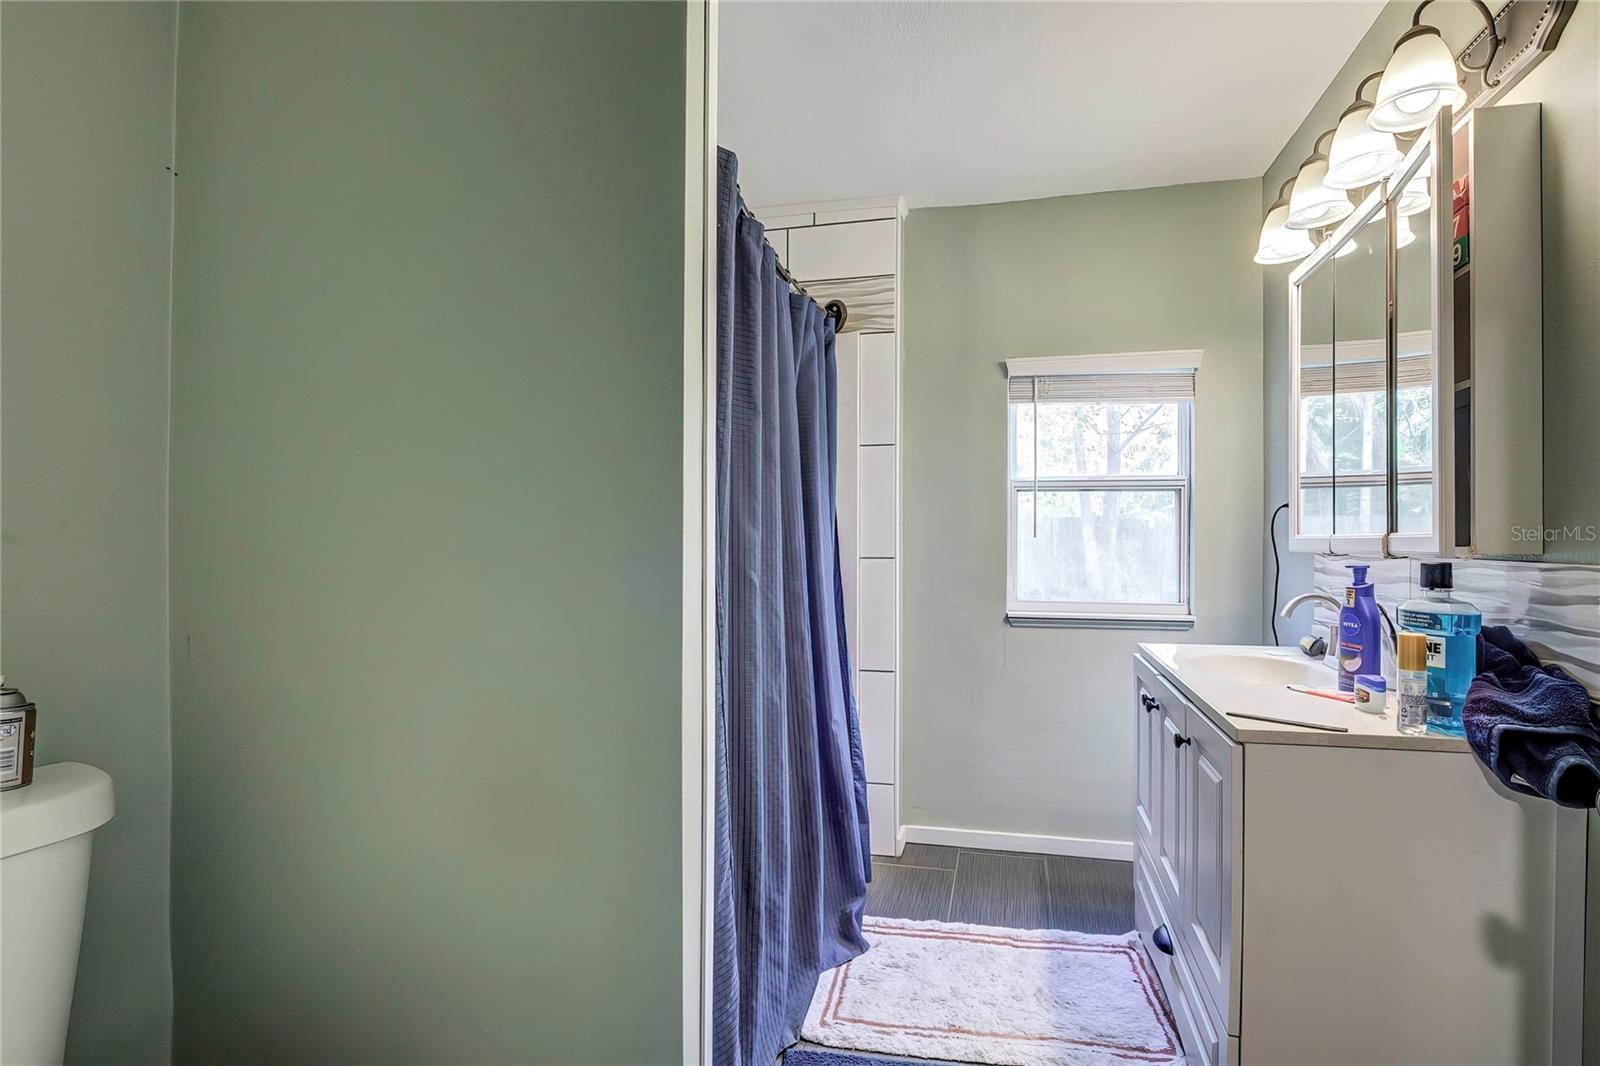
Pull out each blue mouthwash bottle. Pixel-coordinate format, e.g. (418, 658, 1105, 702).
(1397, 562, 1481, 735)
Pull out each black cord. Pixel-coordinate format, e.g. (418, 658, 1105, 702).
(1269, 502, 1289, 645)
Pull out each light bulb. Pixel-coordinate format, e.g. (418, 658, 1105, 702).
(1395, 214, 1417, 249)
(1395, 175, 1431, 217)
(1254, 204, 1314, 265)
(1286, 157, 1354, 231)
(1370, 27, 1466, 133)
(1326, 105, 1404, 191)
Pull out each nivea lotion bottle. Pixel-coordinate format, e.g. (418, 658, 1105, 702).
(1337, 564, 1381, 692)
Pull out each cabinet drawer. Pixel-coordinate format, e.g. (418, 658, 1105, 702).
(1165, 942, 1233, 1066)
(1133, 850, 1172, 982)
(1138, 851, 1233, 1066)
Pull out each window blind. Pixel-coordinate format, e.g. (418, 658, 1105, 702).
(1007, 370, 1196, 405)
(1298, 353, 1432, 395)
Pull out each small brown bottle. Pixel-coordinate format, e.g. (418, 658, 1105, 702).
(0, 677, 38, 791)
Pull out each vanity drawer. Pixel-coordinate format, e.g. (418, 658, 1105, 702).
(1137, 850, 1234, 1066)
(1165, 937, 1235, 1066)
(1133, 850, 1172, 981)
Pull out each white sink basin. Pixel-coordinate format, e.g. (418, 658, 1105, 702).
(1179, 650, 1338, 689)
(1138, 642, 1468, 750)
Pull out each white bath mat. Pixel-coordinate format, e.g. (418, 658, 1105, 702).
(801, 917, 1182, 1066)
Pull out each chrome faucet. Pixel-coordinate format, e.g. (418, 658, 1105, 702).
(1280, 592, 1399, 680)
(1280, 592, 1342, 658)
(1280, 592, 1342, 620)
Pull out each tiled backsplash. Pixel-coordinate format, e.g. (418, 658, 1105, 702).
(1311, 556, 1600, 698)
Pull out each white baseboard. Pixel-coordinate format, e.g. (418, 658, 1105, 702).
(898, 824, 1134, 862)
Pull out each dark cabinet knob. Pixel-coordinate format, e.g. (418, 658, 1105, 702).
(1140, 693, 1158, 713)
(1152, 923, 1175, 955)
(1173, 733, 1191, 749)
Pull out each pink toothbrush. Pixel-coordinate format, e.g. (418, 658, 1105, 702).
(1285, 684, 1356, 704)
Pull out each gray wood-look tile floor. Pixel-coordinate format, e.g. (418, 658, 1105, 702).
(866, 845, 1134, 935)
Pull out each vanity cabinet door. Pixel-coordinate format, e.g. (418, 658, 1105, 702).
(1134, 678, 1160, 852)
(1181, 705, 1240, 1032)
(1155, 697, 1188, 915)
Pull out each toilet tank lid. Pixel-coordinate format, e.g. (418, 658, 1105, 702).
(1, 763, 114, 859)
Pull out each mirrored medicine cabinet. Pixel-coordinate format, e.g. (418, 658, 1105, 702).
(1287, 102, 1545, 557)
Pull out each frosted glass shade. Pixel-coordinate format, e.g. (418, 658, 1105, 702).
(1254, 204, 1315, 265)
(1286, 158, 1354, 230)
(1370, 29, 1466, 133)
(1395, 214, 1417, 249)
(1395, 175, 1431, 216)
(1326, 107, 1404, 190)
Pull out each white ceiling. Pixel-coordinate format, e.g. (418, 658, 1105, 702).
(718, 1, 1386, 209)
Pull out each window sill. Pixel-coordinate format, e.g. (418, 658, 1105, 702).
(1005, 612, 1195, 631)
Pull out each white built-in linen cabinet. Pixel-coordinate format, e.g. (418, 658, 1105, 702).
(1133, 649, 1584, 1066)
(762, 200, 903, 856)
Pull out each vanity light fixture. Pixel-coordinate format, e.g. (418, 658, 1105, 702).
(1395, 214, 1417, 249)
(1395, 172, 1431, 217)
(1370, 0, 1504, 133)
(1253, 178, 1315, 265)
(1285, 129, 1355, 231)
(1326, 72, 1406, 190)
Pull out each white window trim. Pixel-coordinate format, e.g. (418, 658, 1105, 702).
(1003, 351, 1198, 630)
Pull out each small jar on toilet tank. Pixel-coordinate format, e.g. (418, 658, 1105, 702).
(0, 679, 38, 790)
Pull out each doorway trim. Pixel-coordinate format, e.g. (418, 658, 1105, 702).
(681, 2, 717, 1062)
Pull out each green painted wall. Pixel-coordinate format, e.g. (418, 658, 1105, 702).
(165, 4, 686, 1062)
(900, 181, 1263, 843)
(0, 3, 176, 1061)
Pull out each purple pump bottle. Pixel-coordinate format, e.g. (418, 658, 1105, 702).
(1337, 564, 1381, 692)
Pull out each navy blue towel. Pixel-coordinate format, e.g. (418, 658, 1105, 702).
(1464, 625, 1600, 809)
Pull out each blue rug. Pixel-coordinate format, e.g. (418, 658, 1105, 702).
(783, 1042, 963, 1066)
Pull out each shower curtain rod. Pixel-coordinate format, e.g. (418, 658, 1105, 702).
(738, 201, 849, 329)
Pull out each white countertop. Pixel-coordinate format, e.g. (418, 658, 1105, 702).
(1137, 643, 1472, 752)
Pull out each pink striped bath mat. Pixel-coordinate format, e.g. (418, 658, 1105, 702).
(801, 917, 1182, 1066)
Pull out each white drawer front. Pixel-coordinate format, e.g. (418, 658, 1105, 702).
(1165, 943, 1227, 1066)
(1134, 850, 1175, 983)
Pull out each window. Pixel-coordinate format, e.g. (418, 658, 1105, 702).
(1005, 354, 1198, 627)
(1297, 335, 1434, 538)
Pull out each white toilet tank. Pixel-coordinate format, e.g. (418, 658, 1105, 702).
(1, 763, 115, 1066)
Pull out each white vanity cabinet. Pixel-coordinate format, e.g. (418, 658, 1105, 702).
(1133, 646, 1585, 1066)
(1134, 658, 1240, 1065)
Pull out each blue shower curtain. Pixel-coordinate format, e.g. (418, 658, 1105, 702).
(711, 147, 871, 1066)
